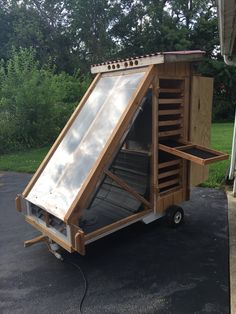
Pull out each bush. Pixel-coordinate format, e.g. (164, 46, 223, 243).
(198, 58, 236, 122)
(0, 48, 91, 153)
(212, 98, 235, 122)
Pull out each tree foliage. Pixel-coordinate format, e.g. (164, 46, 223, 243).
(0, 0, 234, 153)
(0, 0, 219, 68)
(0, 48, 90, 153)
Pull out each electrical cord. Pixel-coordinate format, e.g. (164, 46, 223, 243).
(64, 258, 88, 314)
(46, 242, 88, 314)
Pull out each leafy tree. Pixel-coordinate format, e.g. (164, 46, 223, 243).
(199, 58, 236, 122)
(0, 48, 90, 153)
(0, 0, 234, 143)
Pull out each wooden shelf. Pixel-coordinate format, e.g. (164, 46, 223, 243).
(158, 159, 181, 169)
(158, 178, 179, 189)
(159, 98, 183, 104)
(159, 109, 183, 116)
(158, 119, 182, 126)
(159, 88, 182, 94)
(159, 129, 182, 137)
(159, 141, 229, 165)
(158, 169, 180, 179)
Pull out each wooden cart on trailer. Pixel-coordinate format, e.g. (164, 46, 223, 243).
(16, 50, 228, 256)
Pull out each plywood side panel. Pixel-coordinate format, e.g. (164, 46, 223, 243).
(156, 189, 184, 213)
(190, 76, 214, 186)
(157, 62, 190, 77)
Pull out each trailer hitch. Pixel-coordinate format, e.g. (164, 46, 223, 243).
(24, 234, 63, 260)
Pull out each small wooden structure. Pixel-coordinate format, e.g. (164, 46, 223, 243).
(16, 50, 228, 256)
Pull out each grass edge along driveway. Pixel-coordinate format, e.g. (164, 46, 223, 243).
(0, 123, 233, 188)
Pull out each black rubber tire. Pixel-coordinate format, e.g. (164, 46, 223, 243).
(166, 205, 184, 228)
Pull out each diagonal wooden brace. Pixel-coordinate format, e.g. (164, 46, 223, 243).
(104, 169, 151, 208)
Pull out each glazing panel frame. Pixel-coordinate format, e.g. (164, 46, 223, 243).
(23, 66, 155, 222)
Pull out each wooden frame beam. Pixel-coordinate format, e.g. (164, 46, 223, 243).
(104, 170, 151, 208)
(91, 55, 164, 74)
(24, 235, 47, 248)
(65, 65, 156, 223)
(25, 216, 73, 252)
(151, 71, 159, 211)
(84, 208, 152, 242)
(15, 194, 22, 212)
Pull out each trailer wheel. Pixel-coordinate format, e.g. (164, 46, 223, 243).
(166, 205, 184, 228)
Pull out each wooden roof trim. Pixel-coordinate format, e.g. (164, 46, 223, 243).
(91, 50, 205, 74)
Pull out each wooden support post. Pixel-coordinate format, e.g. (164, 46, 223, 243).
(75, 231, 85, 256)
(44, 211, 50, 227)
(183, 77, 190, 200)
(15, 194, 22, 212)
(151, 70, 159, 212)
(70, 224, 85, 255)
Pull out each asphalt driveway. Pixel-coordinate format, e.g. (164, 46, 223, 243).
(0, 171, 229, 314)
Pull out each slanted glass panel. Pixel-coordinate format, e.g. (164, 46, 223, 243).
(26, 69, 146, 220)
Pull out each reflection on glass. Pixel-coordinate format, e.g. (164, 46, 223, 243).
(26, 71, 146, 220)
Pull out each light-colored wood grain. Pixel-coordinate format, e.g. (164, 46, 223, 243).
(25, 216, 73, 252)
(163, 193, 174, 210)
(159, 109, 183, 115)
(159, 88, 182, 93)
(65, 65, 156, 223)
(75, 231, 85, 255)
(158, 159, 181, 169)
(151, 72, 159, 211)
(24, 235, 47, 248)
(158, 178, 179, 189)
(15, 194, 22, 212)
(159, 143, 228, 166)
(160, 185, 182, 196)
(84, 209, 152, 241)
(91, 55, 164, 74)
(104, 169, 151, 208)
(156, 188, 184, 213)
(182, 78, 190, 141)
(102, 67, 147, 77)
(179, 78, 189, 200)
(173, 189, 184, 204)
(158, 169, 180, 179)
(157, 62, 190, 77)
(159, 129, 182, 137)
(158, 119, 182, 126)
(190, 76, 213, 186)
(158, 98, 183, 104)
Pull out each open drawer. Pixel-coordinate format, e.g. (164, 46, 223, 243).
(159, 140, 228, 165)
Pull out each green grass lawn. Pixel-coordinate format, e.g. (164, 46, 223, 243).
(0, 146, 50, 173)
(0, 123, 234, 187)
(200, 123, 234, 188)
